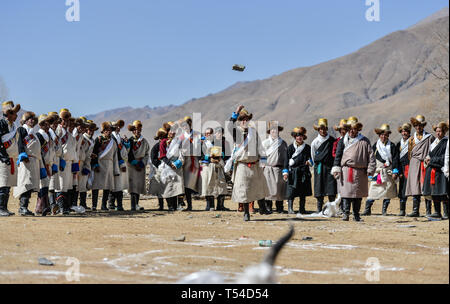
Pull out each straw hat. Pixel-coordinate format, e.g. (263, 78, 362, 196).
(344, 116, 363, 131)
(313, 118, 328, 131)
(397, 123, 412, 133)
(47, 112, 61, 124)
(2, 101, 21, 115)
(432, 121, 449, 134)
(237, 108, 253, 121)
(374, 124, 392, 135)
(127, 120, 143, 132)
(291, 127, 307, 140)
(334, 119, 348, 131)
(410, 115, 427, 127)
(209, 146, 222, 158)
(266, 120, 284, 134)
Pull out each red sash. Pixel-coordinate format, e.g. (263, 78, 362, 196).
(10, 158, 14, 175)
(420, 161, 426, 185)
(348, 167, 354, 183)
(404, 165, 409, 178)
(430, 168, 436, 185)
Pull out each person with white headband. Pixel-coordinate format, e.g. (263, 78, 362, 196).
(361, 124, 400, 216)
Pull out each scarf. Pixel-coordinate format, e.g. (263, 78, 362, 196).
(224, 127, 254, 173)
(343, 133, 364, 152)
(413, 131, 431, 144)
(1, 121, 18, 143)
(22, 124, 35, 135)
(289, 140, 306, 167)
(430, 136, 447, 152)
(38, 129, 50, 143)
(83, 133, 94, 146)
(49, 128, 57, 141)
(98, 137, 114, 160)
(263, 136, 283, 157)
(400, 137, 409, 159)
(376, 139, 392, 166)
(311, 134, 330, 161)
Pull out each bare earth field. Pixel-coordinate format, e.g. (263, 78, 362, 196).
(0, 194, 448, 284)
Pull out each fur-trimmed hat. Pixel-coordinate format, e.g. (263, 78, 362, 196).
(397, 123, 412, 133)
(313, 118, 328, 131)
(291, 127, 307, 140)
(266, 120, 284, 134)
(432, 121, 449, 134)
(2, 101, 21, 115)
(163, 122, 173, 132)
(334, 119, 349, 131)
(237, 109, 253, 121)
(112, 120, 125, 129)
(374, 124, 392, 135)
(344, 116, 363, 131)
(154, 127, 168, 140)
(20, 111, 37, 125)
(128, 120, 143, 132)
(410, 115, 427, 127)
(88, 122, 99, 131)
(59, 108, 71, 120)
(101, 121, 112, 132)
(47, 112, 61, 124)
(38, 114, 51, 126)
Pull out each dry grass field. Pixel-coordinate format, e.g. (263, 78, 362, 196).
(0, 194, 448, 284)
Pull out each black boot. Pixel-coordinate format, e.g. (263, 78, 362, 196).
(79, 192, 88, 209)
(100, 190, 110, 211)
(299, 198, 306, 214)
(265, 201, 273, 214)
(116, 191, 124, 211)
(316, 197, 324, 213)
(258, 199, 268, 215)
(158, 197, 164, 211)
(0, 191, 12, 217)
(382, 199, 390, 216)
(342, 199, 350, 221)
(398, 199, 406, 216)
(425, 199, 432, 217)
(91, 190, 99, 211)
(217, 195, 229, 211)
(243, 203, 250, 221)
(177, 196, 185, 210)
(353, 199, 362, 222)
(205, 196, 212, 211)
(442, 201, 449, 220)
(183, 191, 192, 211)
(429, 200, 442, 218)
(19, 192, 35, 216)
(276, 201, 284, 213)
(108, 192, 116, 210)
(361, 200, 374, 216)
(167, 197, 175, 211)
(288, 199, 295, 214)
(71, 188, 79, 207)
(130, 193, 137, 211)
(407, 196, 420, 217)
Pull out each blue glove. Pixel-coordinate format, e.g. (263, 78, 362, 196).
(82, 168, 91, 176)
(231, 112, 239, 120)
(92, 163, 99, 170)
(71, 162, 80, 173)
(282, 169, 289, 174)
(40, 168, 47, 179)
(123, 141, 131, 149)
(392, 168, 399, 174)
(16, 152, 29, 165)
(204, 155, 210, 162)
(119, 159, 125, 166)
(173, 159, 182, 169)
(138, 161, 145, 168)
(201, 136, 206, 141)
(131, 160, 138, 166)
(59, 159, 66, 171)
(52, 164, 58, 174)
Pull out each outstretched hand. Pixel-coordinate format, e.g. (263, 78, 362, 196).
(236, 105, 244, 114)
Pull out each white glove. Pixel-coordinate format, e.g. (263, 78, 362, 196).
(289, 159, 295, 167)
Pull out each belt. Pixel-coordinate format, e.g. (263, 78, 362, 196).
(240, 161, 259, 168)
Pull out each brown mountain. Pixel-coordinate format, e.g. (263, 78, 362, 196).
(89, 8, 449, 145)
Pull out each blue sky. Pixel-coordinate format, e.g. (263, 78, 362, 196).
(0, 0, 448, 117)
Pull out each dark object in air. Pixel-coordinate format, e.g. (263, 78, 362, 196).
(232, 64, 246, 72)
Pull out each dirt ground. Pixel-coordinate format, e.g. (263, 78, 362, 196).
(0, 194, 448, 284)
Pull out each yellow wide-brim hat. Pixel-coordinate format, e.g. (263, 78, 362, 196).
(344, 116, 363, 131)
(127, 120, 143, 132)
(2, 101, 21, 115)
(432, 121, 449, 133)
(410, 115, 427, 127)
(313, 118, 328, 131)
(334, 119, 348, 131)
(397, 123, 412, 133)
(374, 124, 392, 135)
